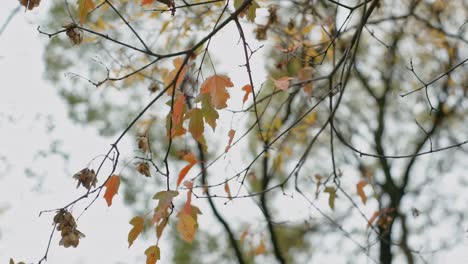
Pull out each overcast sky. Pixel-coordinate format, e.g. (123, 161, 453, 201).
(1, 2, 467, 264)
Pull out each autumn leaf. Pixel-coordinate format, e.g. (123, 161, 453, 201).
(199, 93, 219, 130)
(177, 153, 197, 187)
(188, 108, 204, 141)
(367, 211, 379, 228)
(172, 94, 186, 126)
(224, 181, 233, 200)
(177, 213, 197, 243)
(239, 226, 249, 245)
(235, 0, 259, 22)
(324, 186, 336, 210)
(103, 175, 120, 207)
(77, 0, 95, 24)
(272, 76, 293, 91)
(19, 0, 41, 10)
(141, 0, 154, 5)
(152, 190, 179, 224)
(145, 245, 160, 264)
(200, 75, 234, 109)
(255, 240, 266, 255)
(164, 57, 187, 95)
(136, 162, 151, 177)
(356, 180, 367, 205)
(225, 129, 236, 152)
(128, 216, 144, 248)
(241, 84, 252, 105)
(138, 136, 149, 153)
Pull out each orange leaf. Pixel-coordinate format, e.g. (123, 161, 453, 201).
(224, 181, 232, 200)
(367, 211, 379, 228)
(141, 0, 154, 5)
(200, 75, 234, 109)
(164, 58, 187, 95)
(241, 84, 252, 104)
(144, 245, 160, 264)
(188, 108, 204, 141)
(128, 216, 144, 248)
(255, 240, 266, 255)
(225, 129, 236, 152)
(172, 94, 185, 126)
(272, 76, 293, 91)
(177, 153, 197, 187)
(356, 180, 367, 205)
(77, 0, 95, 24)
(182, 181, 193, 214)
(103, 175, 120, 207)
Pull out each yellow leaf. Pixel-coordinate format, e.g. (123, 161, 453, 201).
(177, 213, 197, 243)
(324, 186, 336, 210)
(128, 216, 144, 247)
(188, 108, 204, 141)
(77, 0, 95, 24)
(145, 245, 160, 264)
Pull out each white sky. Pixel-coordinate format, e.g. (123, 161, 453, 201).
(1, 1, 467, 264)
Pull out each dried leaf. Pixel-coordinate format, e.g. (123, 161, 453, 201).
(356, 180, 367, 205)
(19, 0, 41, 10)
(103, 175, 120, 207)
(128, 216, 144, 247)
(64, 23, 83, 45)
(145, 245, 160, 264)
(138, 136, 149, 153)
(136, 162, 151, 177)
(73, 168, 97, 189)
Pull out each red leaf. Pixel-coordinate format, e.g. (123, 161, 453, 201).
(103, 175, 120, 206)
(177, 153, 197, 187)
(241, 84, 252, 104)
(225, 129, 236, 152)
(142, 0, 154, 5)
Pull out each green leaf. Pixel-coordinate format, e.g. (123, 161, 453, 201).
(200, 93, 219, 130)
(324, 187, 336, 210)
(188, 108, 204, 141)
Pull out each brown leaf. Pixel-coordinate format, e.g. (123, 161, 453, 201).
(136, 162, 151, 177)
(73, 168, 97, 189)
(144, 245, 161, 264)
(224, 181, 233, 200)
(19, 0, 41, 10)
(224, 129, 236, 153)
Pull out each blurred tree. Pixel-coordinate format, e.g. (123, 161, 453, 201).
(17, 0, 468, 263)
